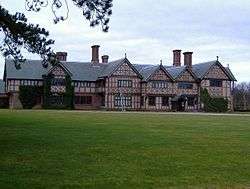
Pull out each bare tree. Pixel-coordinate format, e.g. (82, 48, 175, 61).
(233, 82, 250, 111)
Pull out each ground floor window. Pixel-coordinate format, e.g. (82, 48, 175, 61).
(50, 95, 64, 105)
(114, 96, 132, 107)
(162, 96, 169, 106)
(140, 96, 144, 106)
(148, 96, 156, 106)
(187, 97, 196, 106)
(75, 96, 92, 105)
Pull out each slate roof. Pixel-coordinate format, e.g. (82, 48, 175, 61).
(0, 80, 5, 94)
(5, 59, 51, 80)
(192, 61, 216, 79)
(192, 60, 237, 81)
(61, 62, 107, 81)
(134, 64, 158, 81)
(165, 66, 186, 79)
(99, 58, 126, 77)
(225, 67, 237, 81)
(4, 58, 236, 82)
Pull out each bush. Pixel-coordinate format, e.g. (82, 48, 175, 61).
(208, 98, 228, 112)
(19, 86, 43, 109)
(200, 88, 229, 112)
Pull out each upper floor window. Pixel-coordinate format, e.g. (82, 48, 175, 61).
(118, 80, 132, 87)
(81, 82, 91, 87)
(152, 81, 168, 89)
(74, 82, 92, 87)
(51, 78, 65, 86)
(210, 79, 222, 87)
(178, 82, 193, 89)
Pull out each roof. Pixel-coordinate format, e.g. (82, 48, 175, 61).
(165, 66, 186, 79)
(0, 80, 5, 94)
(99, 58, 126, 77)
(61, 62, 107, 81)
(4, 58, 236, 82)
(5, 59, 51, 80)
(134, 64, 158, 81)
(225, 67, 237, 81)
(192, 61, 216, 79)
(192, 60, 237, 81)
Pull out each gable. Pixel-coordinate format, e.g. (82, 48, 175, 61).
(150, 68, 171, 81)
(49, 65, 68, 77)
(176, 69, 196, 82)
(204, 64, 229, 80)
(112, 61, 139, 77)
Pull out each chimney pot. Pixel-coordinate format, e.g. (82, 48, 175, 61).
(91, 45, 100, 63)
(183, 52, 193, 67)
(56, 52, 67, 61)
(102, 55, 109, 63)
(173, 50, 181, 67)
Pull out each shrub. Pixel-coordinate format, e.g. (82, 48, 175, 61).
(19, 86, 43, 109)
(200, 88, 228, 112)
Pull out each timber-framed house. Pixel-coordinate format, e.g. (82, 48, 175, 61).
(0, 45, 236, 111)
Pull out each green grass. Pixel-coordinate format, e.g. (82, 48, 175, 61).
(1, 110, 250, 188)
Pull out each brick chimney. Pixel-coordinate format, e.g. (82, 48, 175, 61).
(56, 52, 67, 61)
(91, 45, 100, 63)
(183, 52, 193, 67)
(102, 55, 109, 63)
(173, 50, 181, 67)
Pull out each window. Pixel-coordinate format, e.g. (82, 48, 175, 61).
(162, 96, 169, 106)
(148, 96, 156, 106)
(80, 82, 91, 87)
(178, 82, 193, 89)
(114, 96, 132, 107)
(210, 79, 222, 87)
(118, 80, 132, 87)
(187, 97, 195, 106)
(140, 96, 144, 106)
(50, 95, 64, 105)
(152, 81, 168, 89)
(74, 82, 79, 87)
(51, 78, 65, 86)
(74, 96, 92, 105)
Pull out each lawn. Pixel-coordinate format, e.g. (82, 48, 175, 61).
(1, 110, 250, 189)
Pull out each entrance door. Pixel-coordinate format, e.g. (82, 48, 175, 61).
(171, 99, 185, 111)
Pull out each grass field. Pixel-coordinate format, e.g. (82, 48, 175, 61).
(1, 110, 250, 188)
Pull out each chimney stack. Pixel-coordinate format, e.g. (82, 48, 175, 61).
(173, 50, 181, 67)
(56, 52, 67, 61)
(183, 52, 193, 67)
(91, 45, 100, 63)
(102, 55, 109, 63)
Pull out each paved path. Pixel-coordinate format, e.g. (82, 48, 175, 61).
(58, 110, 250, 117)
(4, 109, 250, 117)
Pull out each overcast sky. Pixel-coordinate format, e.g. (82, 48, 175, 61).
(1, 0, 250, 82)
